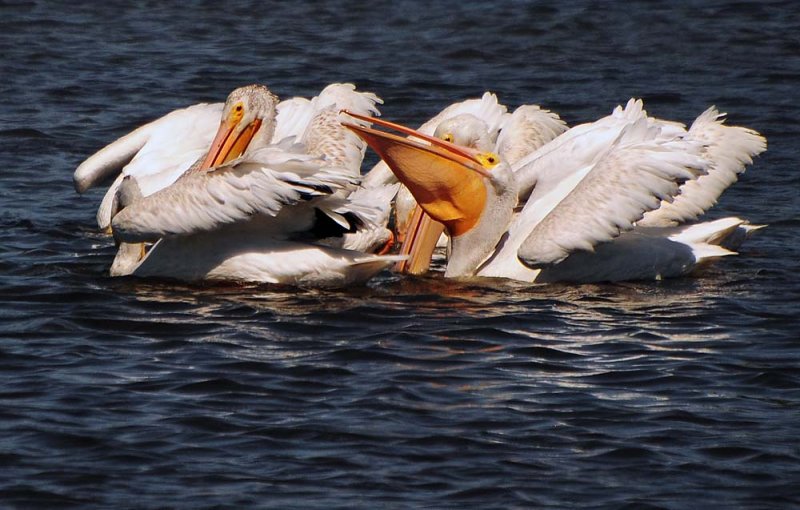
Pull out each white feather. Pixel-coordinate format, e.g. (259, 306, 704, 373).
(639, 107, 767, 226)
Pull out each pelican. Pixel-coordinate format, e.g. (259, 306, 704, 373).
(361, 92, 508, 244)
(74, 83, 382, 231)
(396, 99, 569, 274)
(75, 83, 403, 287)
(359, 92, 568, 273)
(343, 99, 766, 283)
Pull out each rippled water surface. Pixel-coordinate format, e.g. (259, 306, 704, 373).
(2, 1, 799, 508)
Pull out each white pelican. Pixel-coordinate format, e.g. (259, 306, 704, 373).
(396, 99, 569, 274)
(361, 92, 508, 244)
(74, 83, 381, 231)
(359, 92, 568, 274)
(343, 99, 766, 283)
(77, 83, 404, 287)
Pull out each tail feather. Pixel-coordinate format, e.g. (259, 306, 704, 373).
(690, 242, 737, 265)
(667, 216, 765, 253)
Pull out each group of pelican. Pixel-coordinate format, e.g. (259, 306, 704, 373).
(73, 83, 766, 288)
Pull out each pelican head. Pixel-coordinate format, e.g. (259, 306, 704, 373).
(343, 111, 517, 276)
(433, 114, 496, 152)
(199, 84, 279, 170)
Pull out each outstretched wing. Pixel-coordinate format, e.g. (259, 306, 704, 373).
(638, 107, 767, 227)
(273, 97, 315, 143)
(512, 99, 647, 200)
(301, 84, 382, 176)
(75, 102, 223, 229)
(274, 83, 382, 177)
(111, 145, 357, 244)
(74, 102, 222, 193)
(517, 119, 707, 267)
(418, 91, 509, 137)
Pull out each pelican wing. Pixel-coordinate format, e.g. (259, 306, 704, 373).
(274, 83, 381, 145)
(276, 84, 381, 177)
(419, 91, 508, 137)
(517, 121, 707, 267)
(335, 183, 401, 253)
(326, 183, 399, 230)
(512, 99, 648, 200)
(313, 83, 383, 118)
(74, 102, 222, 193)
(638, 107, 767, 226)
(78, 102, 223, 229)
(496, 104, 568, 166)
(111, 145, 356, 243)
(302, 107, 374, 176)
(273, 97, 315, 142)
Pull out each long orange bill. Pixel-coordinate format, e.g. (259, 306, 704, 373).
(198, 117, 262, 170)
(342, 111, 490, 275)
(394, 204, 445, 274)
(342, 110, 490, 177)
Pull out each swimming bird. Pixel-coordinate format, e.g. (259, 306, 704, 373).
(360, 92, 508, 244)
(74, 83, 380, 232)
(343, 99, 766, 283)
(77, 83, 404, 286)
(394, 99, 568, 274)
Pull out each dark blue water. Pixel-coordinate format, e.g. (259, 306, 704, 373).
(2, 1, 799, 508)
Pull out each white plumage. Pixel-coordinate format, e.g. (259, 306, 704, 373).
(345, 98, 766, 284)
(75, 102, 223, 230)
(360, 92, 569, 274)
(75, 83, 402, 287)
(638, 106, 768, 226)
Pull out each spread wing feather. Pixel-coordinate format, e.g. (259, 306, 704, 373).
(638, 107, 767, 226)
(518, 119, 708, 267)
(273, 97, 315, 143)
(418, 91, 509, 137)
(495, 104, 568, 166)
(512, 99, 648, 200)
(298, 83, 382, 176)
(111, 146, 356, 243)
(73, 102, 222, 194)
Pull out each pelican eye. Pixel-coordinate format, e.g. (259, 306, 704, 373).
(231, 102, 245, 121)
(477, 152, 500, 169)
(442, 133, 454, 143)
